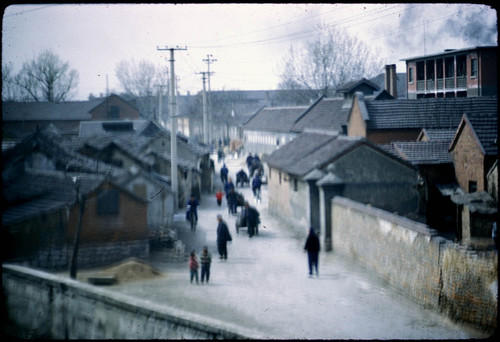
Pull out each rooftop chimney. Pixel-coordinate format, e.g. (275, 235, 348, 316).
(384, 64, 398, 99)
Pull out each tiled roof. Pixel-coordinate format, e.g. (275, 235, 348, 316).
(364, 96, 498, 130)
(243, 106, 308, 133)
(267, 132, 337, 174)
(267, 132, 363, 177)
(418, 128, 456, 142)
(291, 97, 350, 133)
(2, 128, 124, 177)
(2, 169, 105, 226)
(337, 78, 379, 93)
(2, 100, 100, 121)
(286, 135, 363, 177)
(465, 113, 498, 155)
(392, 141, 452, 165)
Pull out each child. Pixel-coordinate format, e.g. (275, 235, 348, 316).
(189, 251, 199, 284)
(200, 246, 212, 284)
(215, 190, 224, 207)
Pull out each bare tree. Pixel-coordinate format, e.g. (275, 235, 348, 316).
(2, 64, 19, 101)
(115, 59, 169, 120)
(279, 25, 383, 102)
(14, 50, 79, 102)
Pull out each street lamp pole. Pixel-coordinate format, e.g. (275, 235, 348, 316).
(70, 176, 85, 280)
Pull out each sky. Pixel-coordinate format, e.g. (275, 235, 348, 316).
(2, 3, 497, 101)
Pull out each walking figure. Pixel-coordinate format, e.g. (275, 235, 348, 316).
(216, 214, 232, 260)
(252, 175, 262, 203)
(200, 246, 212, 284)
(304, 227, 320, 277)
(244, 201, 260, 237)
(186, 196, 199, 231)
(189, 251, 199, 284)
(220, 164, 228, 184)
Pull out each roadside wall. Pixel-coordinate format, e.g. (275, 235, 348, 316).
(2, 265, 266, 340)
(331, 196, 497, 334)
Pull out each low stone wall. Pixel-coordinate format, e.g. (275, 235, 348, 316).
(331, 196, 497, 334)
(10, 240, 149, 271)
(2, 265, 266, 339)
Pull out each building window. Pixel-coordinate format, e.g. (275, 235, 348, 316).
(97, 189, 119, 215)
(108, 106, 120, 119)
(468, 181, 477, 193)
(471, 58, 477, 78)
(408, 67, 414, 83)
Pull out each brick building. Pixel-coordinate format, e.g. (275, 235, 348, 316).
(403, 46, 497, 99)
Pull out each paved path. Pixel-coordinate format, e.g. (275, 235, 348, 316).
(93, 154, 486, 339)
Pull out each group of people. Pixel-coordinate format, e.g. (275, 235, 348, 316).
(189, 245, 212, 284)
(186, 150, 321, 284)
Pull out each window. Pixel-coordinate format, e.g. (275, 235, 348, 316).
(408, 67, 414, 83)
(108, 106, 120, 119)
(468, 181, 477, 193)
(471, 58, 477, 78)
(97, 189, 119, 215)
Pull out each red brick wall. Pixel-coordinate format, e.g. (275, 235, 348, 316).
(90, 95, 140, 120)
(367, 129, 420, 145)
(450, 122, 485, 192)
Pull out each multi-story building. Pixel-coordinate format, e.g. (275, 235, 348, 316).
(402, 46, 497, 99)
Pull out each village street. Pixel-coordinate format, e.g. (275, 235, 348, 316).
(97, 153, 486, 340)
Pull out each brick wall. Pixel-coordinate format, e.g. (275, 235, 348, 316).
(331, 196, 497, 334)
(346, 99, 367, 138)
(450, 122, 485, 192)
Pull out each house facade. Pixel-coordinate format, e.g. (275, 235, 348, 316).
(267, 131, 420, 250)
(403, 46, 497, 99)
(2, 169, 149, 270)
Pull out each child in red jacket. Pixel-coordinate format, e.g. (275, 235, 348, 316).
(215, 190, 224, 207)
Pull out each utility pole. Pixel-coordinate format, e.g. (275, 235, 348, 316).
(202, 54, 216, 144)
(197, 72, 209, 144)
(157, 46, 187, 211)
(203, 54, 217, 93)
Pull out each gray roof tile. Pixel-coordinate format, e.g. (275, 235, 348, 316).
(364, 96, 498, 130)
(291, 97, 350, 133)
(243, 106, 308, 133)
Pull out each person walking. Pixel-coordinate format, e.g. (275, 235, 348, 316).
(220, 164, 228, 184)
(244, 201, 260, 238)
(215, 189, 224, 207)
(216, 214, 232, 260)
(226, 188, 238, 215)
(252, 174, 262, 202)
(304, 227, 320, 277)
(189, 251, 199, 284)
(200, 246, 212, 284)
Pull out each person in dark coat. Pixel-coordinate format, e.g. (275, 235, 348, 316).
(216, 214, 232, 260)
(246, 153, 254, 172)
(304, 227, 320, 277)
(244, 201, 260, 237)
(252, 175, 262, 201)
(220, 164, 228, 184)
(226, 187, 238, 215)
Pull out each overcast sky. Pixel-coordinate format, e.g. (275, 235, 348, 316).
(2, 3, 497, 101)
